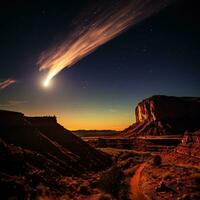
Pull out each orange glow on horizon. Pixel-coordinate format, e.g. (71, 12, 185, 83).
(5, 104, 135, 131)
(57, 114, 134, 131)
(58, 120, 131, 131)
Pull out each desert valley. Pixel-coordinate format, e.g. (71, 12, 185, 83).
(1, 95, 200, 200)
(0, 0, 199, 199)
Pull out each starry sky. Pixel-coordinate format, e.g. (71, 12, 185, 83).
(0, 0, 199, 130)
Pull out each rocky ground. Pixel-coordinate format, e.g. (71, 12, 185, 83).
(0, 110, 111, 200)
(141, 156, 200, 200)
(1, 94, 200, 200)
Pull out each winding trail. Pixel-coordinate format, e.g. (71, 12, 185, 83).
(130, 162, 147, 200)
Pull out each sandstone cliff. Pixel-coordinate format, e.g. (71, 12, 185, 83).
(121, 95, 200, 136)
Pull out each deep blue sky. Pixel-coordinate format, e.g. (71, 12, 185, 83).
(0, 0, 199, 130)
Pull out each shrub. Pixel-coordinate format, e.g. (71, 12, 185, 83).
(163, 173, 172, 180)
(118, 180, 130, 200)
(191, 174, 200, 185)
(119, 152, 134, 160)
(118, 158, 135, 169)
(90, 180, 98, 188)
(98, 166, 124, 197)
(79, 184, 91, 195)
(191, 173, 200, 193)
(190, 192, 200, 200)
(98, 193, 113, 200)
(153, 155, 162, 167)
(124, 165, 138, 177)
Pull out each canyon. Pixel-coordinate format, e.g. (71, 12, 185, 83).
(1, 95, 200, 199)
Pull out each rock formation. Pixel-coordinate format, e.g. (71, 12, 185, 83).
(176, 130, 200, 158)
(121, 95, 200, 137)
(0, 110, 111, 199)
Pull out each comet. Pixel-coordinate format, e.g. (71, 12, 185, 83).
(0, 79, 16, 90)
(38, 0, 172, 86)
(43, 78, 50, 88)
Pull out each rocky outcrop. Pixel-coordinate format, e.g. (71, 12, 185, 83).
(87, 137, 180, 152)
(181, 130, 200, 145)
(0, 110, 111, 199)
(135, 96, 200, 123)
(176, 130, 200, 158)
(121, 95, 200, 137)
(0, 110, 111, 173)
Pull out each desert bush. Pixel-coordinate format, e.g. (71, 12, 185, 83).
(189, 192, 200, 200)
(59, 195, 70, 200)
(79, 184, 91, 195)
(98, 166, 124, 197)
(90, 180, 98, 188)
(98, 193, 113, 200)
(124, 165, 138, 177)
(191, 173, 200, 186)
(118, 180, 130, 200)
(0, 178, 27, 200)
(151, 174, 158, 179)
(163, 173, 172, 180)
(119, 152, 134, 160)
(118, 158, 135, 169)
(191, 173, 200, 194)
(177, 194, 190, 200)
(153, 155, 162, 167)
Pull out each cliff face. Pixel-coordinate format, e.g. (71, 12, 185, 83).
(121, 95, 200, 137)
(135, 96, 200, 123)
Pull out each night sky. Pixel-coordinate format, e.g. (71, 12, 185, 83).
(0, 0, 199, 130)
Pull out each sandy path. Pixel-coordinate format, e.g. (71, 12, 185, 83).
(130, 162, 147, 200)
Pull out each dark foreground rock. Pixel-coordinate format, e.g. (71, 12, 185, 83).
(0, 110, 111, 199)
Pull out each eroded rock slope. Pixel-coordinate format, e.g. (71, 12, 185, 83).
(121, 95, 200, 136)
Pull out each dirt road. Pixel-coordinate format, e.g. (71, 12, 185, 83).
(130, 162, 147, 200)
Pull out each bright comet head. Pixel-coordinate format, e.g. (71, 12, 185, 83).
(43, 79, 50, 88)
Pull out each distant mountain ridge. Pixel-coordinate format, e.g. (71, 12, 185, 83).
(72, 130, 118, 137)
(0, 110, 110, 174)
(120, 95, 200, 137)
